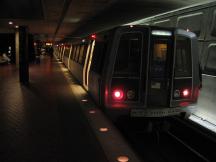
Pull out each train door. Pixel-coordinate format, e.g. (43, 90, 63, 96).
(148, 30, 173, 107)
(83, 40, 95, 90)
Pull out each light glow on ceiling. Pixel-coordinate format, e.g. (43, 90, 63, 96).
(99, 127, 109, 132)
(117, 156, 129, 162)
(64, 18, 80, 23)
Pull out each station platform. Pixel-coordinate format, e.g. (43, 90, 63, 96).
(0, 57, 108, 161)
(0, 56, 140, 162)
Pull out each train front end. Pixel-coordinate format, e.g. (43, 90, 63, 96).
(104, 26, 200, 119)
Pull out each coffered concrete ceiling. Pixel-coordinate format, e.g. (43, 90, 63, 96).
(0, 0, 214, 42)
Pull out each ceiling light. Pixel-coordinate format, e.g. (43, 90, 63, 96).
(15, 25, 19, 28)
(8, 21, 13, 25)
(81, 99, 88, 102)
(64, 18, 80, 23)
(117, 156, 129, 162)
(99, 127, 109, 132)
(89, 110, 96, 114)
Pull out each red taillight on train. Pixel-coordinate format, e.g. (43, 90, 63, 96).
(91, 34, 96, 39)
(182, 89, 190, 97)
(112, 89, 124, 100)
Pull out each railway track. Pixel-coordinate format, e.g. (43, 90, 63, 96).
(166, 130, 209, 162)
(115, 116, 216, 162)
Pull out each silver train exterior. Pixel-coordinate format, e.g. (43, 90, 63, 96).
(128, 1, 216, 123)
(55, 25, 200, 120)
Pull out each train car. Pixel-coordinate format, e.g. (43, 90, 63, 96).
(55, 25, 200, 121)
(128, 1, 216, 123)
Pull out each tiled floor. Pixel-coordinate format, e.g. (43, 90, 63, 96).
(0, 56, 108, 162)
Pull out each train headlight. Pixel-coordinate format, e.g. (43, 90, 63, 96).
(174, 90, 180, 98)
(127, 90, 135, 100)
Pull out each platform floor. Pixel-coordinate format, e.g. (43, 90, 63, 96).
(0, 57, 108, 162)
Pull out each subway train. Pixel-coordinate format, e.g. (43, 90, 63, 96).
(128, 1, 216, 123)
(55, 25, 200, 120)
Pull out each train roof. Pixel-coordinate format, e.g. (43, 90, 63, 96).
(127, 0, 216, 25)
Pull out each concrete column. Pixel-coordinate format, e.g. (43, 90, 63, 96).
(15, 30, 19, 67)
(15, 26, 29, 84)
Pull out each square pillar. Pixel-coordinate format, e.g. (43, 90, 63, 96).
(15, 26, 29, 84)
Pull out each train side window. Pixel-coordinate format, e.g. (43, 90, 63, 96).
(114, 33, 142, 77)
(81, 45, 88, 65)
(204, 45, 216, 75)
(75, 46, 80, 62)
(210, 10, 216, 37)
(174, 36, 192, 77)
(64, 46, 70, 57)
(78, 45, 84, 64)
(177, 12, 203, 37)
(72, 46, 77, 60)
(69, 46, 73, 59)
(91, 41, 107, 74)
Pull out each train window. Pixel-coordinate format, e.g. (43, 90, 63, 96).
(72, 46, 77, 60)
(174, 36, 192, 77)
(114, 32, 142, 77)
(177, 12, 203, 37)
(204, 45, 216, 75)
(75, 46, 80, 62)
(78, 45, 84, 64)
(151, 42, 168, 77)
(64, 46, 70, 57)
(91, 41, 107, 74)
(81, 45, 88, 65)
(210, 10, 216, 37)
(153, 43, 167, 61)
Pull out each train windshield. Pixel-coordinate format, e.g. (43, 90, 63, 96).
(114, 32, 142, 77)
(174, 36, 192, 77)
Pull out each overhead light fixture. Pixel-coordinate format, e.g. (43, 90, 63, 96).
(117, 156, 129, 162)
(89, 110, 96, 114)
(15, 25, 19, 28)
(99, 127, 109, 132)
(81, 99, 88, 102)
(64, 18, 80, 23)
(8, 21, 13, 25)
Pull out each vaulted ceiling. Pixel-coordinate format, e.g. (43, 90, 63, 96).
(0, 0, 213, 42)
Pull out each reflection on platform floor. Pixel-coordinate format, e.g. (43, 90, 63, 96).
(0, 56, 107, 162)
